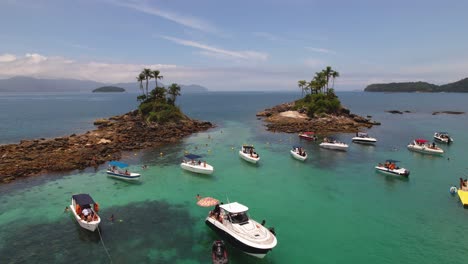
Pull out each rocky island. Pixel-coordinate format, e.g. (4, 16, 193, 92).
(0, 69, 213, 184)
(257, 67, 379, 134)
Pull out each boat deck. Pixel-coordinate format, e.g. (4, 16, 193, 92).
(458, 190, 468, 207)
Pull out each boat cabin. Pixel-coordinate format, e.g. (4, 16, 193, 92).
(220, 202, 250, 224)
(356, 132, 368, 137)
(183, 154, 204, 165)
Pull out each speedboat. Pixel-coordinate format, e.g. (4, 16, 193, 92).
(352, 132, 377, 144)
(319, 137, 348, 151)
(290, 146, 307, 161)
(107, 161, 141, 181)
(375, 160, 410, 177)
(434, 132, 453, 144)
(299, 131, 317, 141)
(212, 240, 229, 264)
(407, 139, 444, 155)
(70, 194, 101, 232)
(239, 145, 260, 164)
(205, 202, 277, 258)
(181, 154, 214, 175)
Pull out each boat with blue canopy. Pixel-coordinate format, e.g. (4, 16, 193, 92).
(106, 161, 141, 181)
(181, 154, 214, 175)
(290, 146, 307, 161)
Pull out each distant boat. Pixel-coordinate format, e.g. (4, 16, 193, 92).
(205, 202, 277, 258)
(298, 132, 317, 141)
(407, 139, 444, 155)
(180, 154, 214, 175)
(239, 145, 260, 164)
(70, 193, 101, 232)
(290, 146, 307, 161)
(434, 132, 453, 144)
(375, 160, 410, 177)
(107, 161, 141, 181)
(319, 137, 348, 151)
(352, 132, 377, 144)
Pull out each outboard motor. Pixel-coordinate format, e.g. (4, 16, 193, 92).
(212, 240, 228, 264)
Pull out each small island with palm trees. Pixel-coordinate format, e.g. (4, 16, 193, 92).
(257, 66, 379, 134)
(0, 68, 213, 184)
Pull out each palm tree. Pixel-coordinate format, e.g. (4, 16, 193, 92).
(323, 66, 333, 94)
(136, 73, 145, 95)
(142, 68, 153, 96)
(298, 80, 307, 97)
(331, 70, 340, 90)
(152, 70, 164, 89)
(167, 83, 181, 105)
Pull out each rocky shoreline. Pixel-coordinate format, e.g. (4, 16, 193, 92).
(0, 111, 213, 184)
(256, 102, 380, 134)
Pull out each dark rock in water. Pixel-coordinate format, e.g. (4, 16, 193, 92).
(366, 115, 372, 118)
(432, 111, 465, 115)
(404, 110, 411, 113)
(386, 110, 404, 114)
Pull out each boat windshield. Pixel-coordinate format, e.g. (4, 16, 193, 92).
(229, 212, 249, 224)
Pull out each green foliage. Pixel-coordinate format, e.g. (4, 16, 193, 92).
(294, 93, 341, 117)
(138, 100, 184, 123)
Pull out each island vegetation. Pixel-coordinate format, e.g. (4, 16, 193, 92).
(92, 86, 126, 93)
(257, 66, 379, 133)
(365, 77, 468, 92)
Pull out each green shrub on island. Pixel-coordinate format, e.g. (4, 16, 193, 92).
(296, 66, 342, 117)
(135, 68, 183, 123)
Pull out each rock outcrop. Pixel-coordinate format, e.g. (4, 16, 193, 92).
(257, 103, 379, 134)
(0, 111, 213, 183)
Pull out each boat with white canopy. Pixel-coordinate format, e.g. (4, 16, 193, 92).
(205, 202, 277, 258)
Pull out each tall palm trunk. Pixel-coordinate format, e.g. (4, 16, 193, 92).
(145, 78, 149, 96)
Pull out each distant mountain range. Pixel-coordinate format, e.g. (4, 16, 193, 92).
(0, 76, 209, 93)
(364, 77, 468, 92)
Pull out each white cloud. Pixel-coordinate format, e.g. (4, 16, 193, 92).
(0, 53, 16, 62)
(25, 53, 47, 63)
(107, 0, 218, 34)
(161, 35, 269, 62)
(305, 47, 336, 55)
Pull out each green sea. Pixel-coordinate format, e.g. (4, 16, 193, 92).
(1, 92, 468, 263)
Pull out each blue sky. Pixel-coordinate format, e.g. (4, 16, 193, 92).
(0, 0, 467, 91)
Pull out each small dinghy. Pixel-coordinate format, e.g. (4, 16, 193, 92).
(181, 154, 214, 175)
(239, 145, 260, 164)
(375, 160, 410, 177)
(290, 146, 307, 161)
(70, 194, 101, 232)
(212, 240, 229, 264)
(107, 161, 141, 181)
(299, 131, 317, 141)
(319, 137, 348, 151)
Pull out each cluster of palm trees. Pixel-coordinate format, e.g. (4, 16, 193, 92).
(136, 68, 181, 105)
(298, 66, 340, 97)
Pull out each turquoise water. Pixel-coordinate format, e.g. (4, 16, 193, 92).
(1, 92, 468, 263)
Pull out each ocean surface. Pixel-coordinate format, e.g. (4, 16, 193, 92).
(1, 91, 468, 263)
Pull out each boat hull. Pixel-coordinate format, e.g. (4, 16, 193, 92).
(299, 134, 316, 141)
(375, 166, 409, 177)
(205, 219, 271, 258)
(407, 145, 443, 155)
(239, 151, 260, 164)
(180, 163, 214, 175)
(352, 137, 377, 144)
(319, 143, 348, 151)
(106, 171, 141, 181)
(434, 136, 453, 144)
(70, 205, 100, 232)
(290, 150, 307, 161)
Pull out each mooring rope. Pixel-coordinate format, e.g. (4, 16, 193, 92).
(97, 226, 113, 263)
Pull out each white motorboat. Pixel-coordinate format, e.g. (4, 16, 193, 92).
(239, 145, 260, 164)
(407, 139, 444, 155)
(319, 137, 348, 151)
(70, 194, 101, 232)
(107, 161, 141, 181)
(205, 202, 277, 258)
(298, 131, 317, 141)
(181, 154, 214, 175)
(375, 160, 410, 177)
(290, 146, 307, 161)
(352, 132, 377, 144)
(434, 132, 453, 144)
